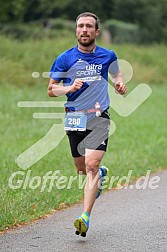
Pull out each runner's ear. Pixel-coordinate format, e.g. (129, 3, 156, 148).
(96, 29, 100, 37)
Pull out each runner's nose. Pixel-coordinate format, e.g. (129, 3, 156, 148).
(82, 25, 88, 32)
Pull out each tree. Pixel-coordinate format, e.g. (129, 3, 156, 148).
(0, 0, 25, 23)
(112, 0, 167, 43)
(0, 0, 166, 43)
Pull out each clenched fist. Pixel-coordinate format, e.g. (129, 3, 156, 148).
(70, 79, 85, 92)
(115, 83, 127, 95)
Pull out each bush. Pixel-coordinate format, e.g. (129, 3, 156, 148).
(49, 18, 75, 31)
(103, 19, 140, 44)
(0, 19, 75, 40)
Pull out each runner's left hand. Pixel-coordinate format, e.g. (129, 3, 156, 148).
(115, 83, 127, 95)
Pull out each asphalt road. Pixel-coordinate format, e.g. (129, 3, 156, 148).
(0, 170, 167, 252)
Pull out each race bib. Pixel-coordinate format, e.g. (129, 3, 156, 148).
(64, 111, 87, 131)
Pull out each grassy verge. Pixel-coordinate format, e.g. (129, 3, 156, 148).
(0, 36, 167, 231)
(0, 36, 167, 86)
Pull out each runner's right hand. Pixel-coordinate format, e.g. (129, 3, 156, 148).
(70, 79, 85, 92)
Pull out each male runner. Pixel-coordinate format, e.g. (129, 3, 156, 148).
(48, 12, 127, 237)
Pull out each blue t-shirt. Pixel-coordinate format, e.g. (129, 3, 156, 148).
(50, 45, 119, 121)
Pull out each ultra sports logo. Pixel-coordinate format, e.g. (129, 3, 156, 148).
(76, 59, 102, 81)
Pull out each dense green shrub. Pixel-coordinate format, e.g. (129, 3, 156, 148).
(0, 19, 75, 40)
(103, 19, 140, 44)
(49, 18, 75, 31)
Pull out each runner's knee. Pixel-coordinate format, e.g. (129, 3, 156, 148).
(85, 159, 100, 175)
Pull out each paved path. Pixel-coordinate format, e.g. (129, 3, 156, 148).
(0, 170, 167, 252)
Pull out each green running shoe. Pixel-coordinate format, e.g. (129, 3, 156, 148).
(74, 212, 90, 237)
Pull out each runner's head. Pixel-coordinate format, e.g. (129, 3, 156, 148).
(76, 12, 100, 47)
(76, 12, 100, 30)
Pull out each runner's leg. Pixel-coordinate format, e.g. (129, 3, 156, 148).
(73, 156, 86, 175)
(83, 149, 105, 215)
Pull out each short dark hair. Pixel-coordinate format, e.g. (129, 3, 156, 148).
(76, 12, 100, 30)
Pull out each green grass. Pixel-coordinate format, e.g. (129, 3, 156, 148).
(0, 35, 166, 86)
(0, 36, 167, 231)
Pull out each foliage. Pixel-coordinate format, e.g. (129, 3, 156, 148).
(0, 0, 25, 23)
(0, 19, 75, 40)
(112, 0, 167, 43)
(0, 35, 166, 85)
(103, 19, 139, 44)
(0, 0, 167, 43)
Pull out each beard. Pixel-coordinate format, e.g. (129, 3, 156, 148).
(78, 36, 95, 47)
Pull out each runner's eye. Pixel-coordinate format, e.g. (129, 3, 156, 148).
(86, 24, 93, 28)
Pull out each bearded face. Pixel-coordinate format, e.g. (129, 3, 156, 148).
(76, 17, 99, 47)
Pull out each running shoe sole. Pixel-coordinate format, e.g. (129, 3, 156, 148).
(74, 217, 88, 237)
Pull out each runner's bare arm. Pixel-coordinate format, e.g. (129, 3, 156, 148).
(48, 78, 85, 97)
(110, 70, 127, 95)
